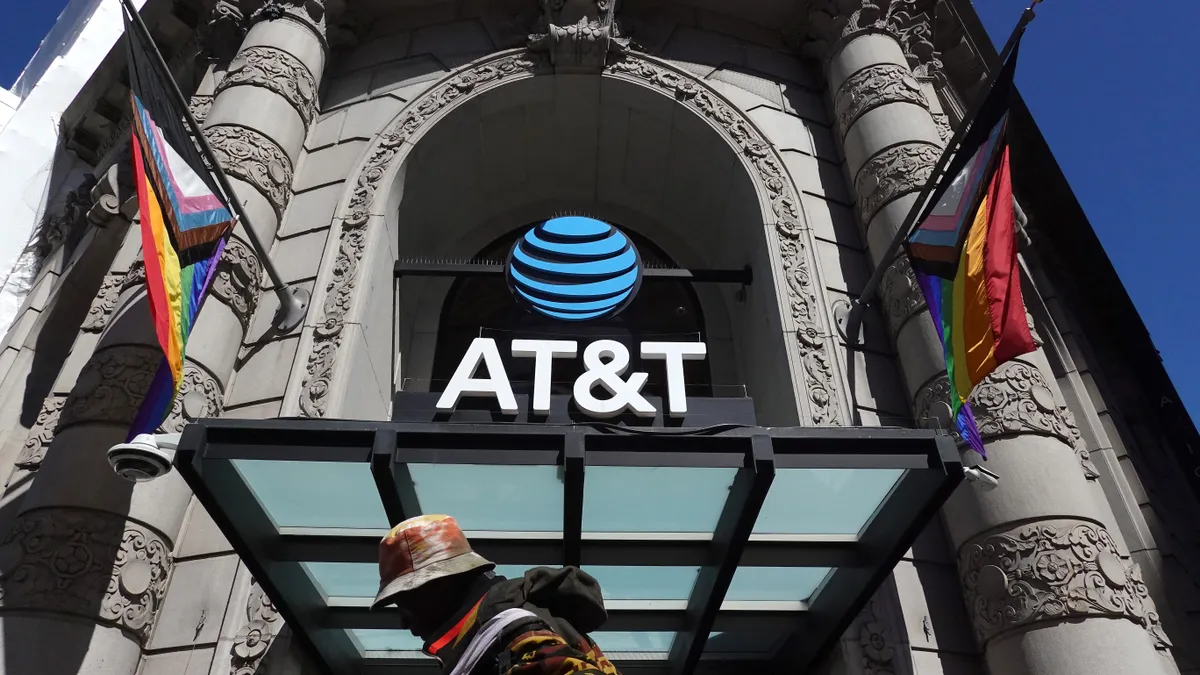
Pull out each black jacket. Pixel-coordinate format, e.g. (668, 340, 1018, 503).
(424, 566, 621, 675)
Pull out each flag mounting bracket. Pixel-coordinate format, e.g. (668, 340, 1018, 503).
(120, 0, 309, 333)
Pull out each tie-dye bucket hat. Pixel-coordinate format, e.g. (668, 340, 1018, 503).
(372, 514, 495, 609)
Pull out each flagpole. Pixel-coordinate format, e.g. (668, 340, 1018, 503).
(838, 0, 1042, 349)
(118, 0, 309, 332)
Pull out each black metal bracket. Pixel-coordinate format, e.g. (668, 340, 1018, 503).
(394, 260, 754, 285)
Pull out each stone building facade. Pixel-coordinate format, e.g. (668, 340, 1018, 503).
(0, 0, 1197, 674)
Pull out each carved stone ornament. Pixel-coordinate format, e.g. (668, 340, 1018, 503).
(161, 365, 224, 433)
(217, 45, 319, 126)
(31, 177, 96, 264)
(59, 345, 162, 430)
(913, 365, 1100, 479)
(251, 0, 328, 48)
(855, 141, 940, 226)
(210, 237, 264, 333)
(799, 0, 941, 77)
(190, 94, 214, 125)
(201, 0, 247, 61)
(606, 55, 843, 426)
(82, 272, 125, 333)
(205, 124, 294, 219)
(231, 578, 283, 675)
(300, 51, 548, 417)
(876, 255, 925, 337)
(121, 257, 147, 294)
(1026, 309, 1043, 347)
(300, 50, 845, 427)
(528, 0, 631, 72)
(14, 396, 67, 471)
(0, 508, 171, 642)
(854, 595, 903, 675)
(931, 112, 952, 143)
(834, 63, 929, 139)
(960, 518, 1171, 649)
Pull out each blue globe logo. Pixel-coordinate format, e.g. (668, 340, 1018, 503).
(506, 216, 642, 321)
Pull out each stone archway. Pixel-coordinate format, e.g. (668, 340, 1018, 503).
(285, 48, 849, 426)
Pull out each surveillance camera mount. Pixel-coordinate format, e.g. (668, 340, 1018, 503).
(108, 432, 183, 483)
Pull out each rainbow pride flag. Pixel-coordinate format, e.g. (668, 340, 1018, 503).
(123, 6, 234, 437)
(904, 43, 1035, 457)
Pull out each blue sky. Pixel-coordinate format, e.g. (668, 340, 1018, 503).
(973, 0, 1200, 417)
(2, 1, 1196, 416)
(0, 3, 69, 88)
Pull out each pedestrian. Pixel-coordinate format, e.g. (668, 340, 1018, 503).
(373, 514, 623, 675)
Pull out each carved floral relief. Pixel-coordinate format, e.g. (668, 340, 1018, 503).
(299, 50, 846, 426)
(960, 519, 1171, 649)
(0, 508, 170, 642)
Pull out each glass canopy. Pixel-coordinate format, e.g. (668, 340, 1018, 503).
(176, 406, 961, 675)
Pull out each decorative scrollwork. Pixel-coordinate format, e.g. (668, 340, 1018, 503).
(205, 125, 294, 219)
(877, 255, 926, 337)
(960, 518, 1171, 649)
(230, 578, 283, 675)
(301, 50, 845, 426)
(798, 0, 942, 77)
(0, 508, 171, 642)
(161, 365, 224, 433)
(210, 237, 263, 333)
(606, 54, 843, 425)
(120, 257, 147, 294)
(81, 272, 125, 333)
(834, 62, 929, 139)
(251, 0, 328, 49)
(201, 0, 247, 61)
(300, 52, 546, 417)
(13, 395, 67, 471)
(217, 46, 318, 126)
(59, 346, 162, 430)
(528, 0, 630, 71)
(854, 142, 940, 226)
(912, 365, 1099, 479)
(854, 593, 901, 675)
(189, 95, 214, 125)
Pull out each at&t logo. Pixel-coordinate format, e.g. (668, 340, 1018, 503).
(506, 216, 642, 321)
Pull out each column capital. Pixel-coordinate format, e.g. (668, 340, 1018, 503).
(960, 517, 1171, 650)
(800, 0, 941, 77)
(249, 0, 334, 50)
(200, 0, 248, 62)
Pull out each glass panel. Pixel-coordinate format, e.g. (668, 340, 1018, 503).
(305, 563, 542, 599)
(409, 465, 563, 532)
(592, 632, 675, 654)
(232, 460, 388, 530)
(726, 567, 830, 602)
(754, 468, 904, 535)
(351, 629, 426, 653)
(584, 566, 700, 601)
(584, 467, 737, 532)
(705, 631, 784, 655)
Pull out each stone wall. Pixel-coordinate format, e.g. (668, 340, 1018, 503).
(0, 2, 1191, 675)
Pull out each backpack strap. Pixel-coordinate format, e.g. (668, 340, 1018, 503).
(447, 608, 539, 675)
(493, 613, 556, 673)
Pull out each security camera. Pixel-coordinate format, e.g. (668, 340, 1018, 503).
(963, 465, 1000, 491)
(107, 433, 182, 482)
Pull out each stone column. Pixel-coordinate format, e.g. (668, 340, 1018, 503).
(805, 3, 1177, 675)
(0, 3, 328, 673)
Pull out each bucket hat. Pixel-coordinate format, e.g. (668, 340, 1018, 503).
(373, 514, 494, 609)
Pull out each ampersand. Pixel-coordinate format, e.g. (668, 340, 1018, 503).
(572, 340, 655, 417)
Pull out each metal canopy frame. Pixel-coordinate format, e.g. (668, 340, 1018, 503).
(176, 416, 961, 675)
